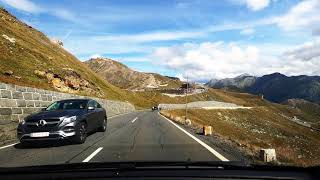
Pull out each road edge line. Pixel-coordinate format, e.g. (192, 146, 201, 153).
(158, 112, 229, 162)
(82, 147, 103, 162)
(0, 143, 18, 150)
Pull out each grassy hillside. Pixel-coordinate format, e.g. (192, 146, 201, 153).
(162, 108, 320, 167)
(0, 8, 128, 100)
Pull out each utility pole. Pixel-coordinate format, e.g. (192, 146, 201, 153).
(185, 74, 188, 120)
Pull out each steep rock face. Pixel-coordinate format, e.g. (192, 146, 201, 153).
(206, 74, 257, 89)
(84, 58, 181, 90)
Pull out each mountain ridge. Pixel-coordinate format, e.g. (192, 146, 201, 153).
(206, 73, 320, 103)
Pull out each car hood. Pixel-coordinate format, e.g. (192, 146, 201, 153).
(25, 109, 86, 122)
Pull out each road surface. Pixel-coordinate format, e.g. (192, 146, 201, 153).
(0, 111, 239, 167)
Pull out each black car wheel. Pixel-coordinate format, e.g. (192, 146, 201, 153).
(73, 122, 87, 144)
(98, 117, 107, 132)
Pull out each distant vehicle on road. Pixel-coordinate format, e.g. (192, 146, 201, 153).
(152, 106, 158, 111)
(17, 99, 107, 145)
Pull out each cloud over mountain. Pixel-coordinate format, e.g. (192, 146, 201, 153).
(152, 39, 320, 81)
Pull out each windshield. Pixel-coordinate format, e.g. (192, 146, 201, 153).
(46, 101, 87, 111)
(0, 0, 319, 170)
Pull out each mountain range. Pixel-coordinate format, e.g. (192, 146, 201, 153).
(206, 73, 320, 103)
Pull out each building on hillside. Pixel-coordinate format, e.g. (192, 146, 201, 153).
(180, 82, 195, 93)
(51, 39, 64, 46)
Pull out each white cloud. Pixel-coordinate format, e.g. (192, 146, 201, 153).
(1, 0, 77, 22)
(87, 19, 275, 48)
(228, 0, 270, 11)
(51, 8, 77, 22)
(93, 31, 205, 43)
(61, 0, 320, 57)
(218, 0, 320, 34)
(152, 42, 262, 80)
(118, 57, 151, 62)
(0, 0, 42, 13)
(240, 28, 255, 35)
(245, 0, 270, 11)
(283, 38, 320, 61)
(65, 37, 151, 56)
(275, 0, 320, 32)
(313, 28, 320, 36)
(151, 40, 320, 81)
(89, 54, 102, 59)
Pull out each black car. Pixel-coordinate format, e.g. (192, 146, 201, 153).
(151, 106, 158, 111)
(17, 99, 107, 145)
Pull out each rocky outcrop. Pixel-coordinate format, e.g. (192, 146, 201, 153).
(34, 69, 103, 96)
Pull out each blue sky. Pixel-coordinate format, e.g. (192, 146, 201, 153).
(1, 0, 320, 81)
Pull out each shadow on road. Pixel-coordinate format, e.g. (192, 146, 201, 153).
(14, 131, 99, 149)
(14, 140, 73, 149)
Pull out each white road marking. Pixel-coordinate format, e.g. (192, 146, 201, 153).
(202, 107, 252, 110)
(158, 112, 229, 162)
(82, 147, 103, 162)
(109, 112, 133, 119)
(0, 143, 18, 150)
(131, 117, 138, 123)
(108, 110, 147, 119)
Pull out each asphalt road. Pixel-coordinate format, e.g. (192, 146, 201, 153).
(0, 111, 238, 167)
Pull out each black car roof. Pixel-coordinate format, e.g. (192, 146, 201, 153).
(56, 99, 92, 103)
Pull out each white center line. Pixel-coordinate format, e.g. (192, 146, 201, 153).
(82, 147, 103, 162)
(0, 143, 18, 150)
(131, 117, 138, 123)
(158, 112, 229, 162)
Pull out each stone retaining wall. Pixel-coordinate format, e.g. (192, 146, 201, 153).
(0, 82, 135, 145)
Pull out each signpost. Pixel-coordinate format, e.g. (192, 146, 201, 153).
(185, 75, 188, 120)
